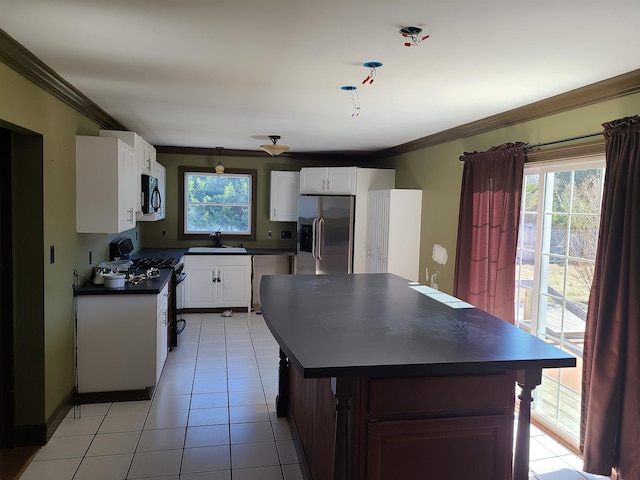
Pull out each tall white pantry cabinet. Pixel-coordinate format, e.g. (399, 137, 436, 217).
(365, 189, 422, 282)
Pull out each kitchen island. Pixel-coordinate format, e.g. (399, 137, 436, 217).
(259, 273, 576, 480)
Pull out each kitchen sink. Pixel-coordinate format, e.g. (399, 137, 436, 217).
(187, 247, 247, 254)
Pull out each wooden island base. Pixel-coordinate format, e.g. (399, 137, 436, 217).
(283, 363, 516, 480)
(261, 273, 576, 480)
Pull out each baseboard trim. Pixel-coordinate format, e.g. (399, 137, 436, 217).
(77, 387, 153, 404)
(14, 388, 75, 446)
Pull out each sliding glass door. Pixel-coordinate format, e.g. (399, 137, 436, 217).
(515, 157, 605, 446)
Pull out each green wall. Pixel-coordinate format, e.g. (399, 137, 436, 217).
(1, 53, 638, 443)
(0, 62, 142, 437)
(141, 153, 313, 250)
(374, 93, 640, 294)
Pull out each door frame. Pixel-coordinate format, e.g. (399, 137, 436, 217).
(0, 127, 15, 447)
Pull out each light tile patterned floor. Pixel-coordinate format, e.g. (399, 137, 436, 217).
(19, 312, 609, 479)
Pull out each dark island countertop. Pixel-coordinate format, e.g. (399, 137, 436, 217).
(259, 273, 576, 379)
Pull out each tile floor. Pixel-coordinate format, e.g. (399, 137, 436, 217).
(18, 311, 609, 480)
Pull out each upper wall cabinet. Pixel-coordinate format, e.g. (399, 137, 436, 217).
(99, 130, 156, 175)
(100, 129, 165, 223)
(270, 171, 299, 222)
(76, 136, 138, 233)
(299, 167, 357, 195)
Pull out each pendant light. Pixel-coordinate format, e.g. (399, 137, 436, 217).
(215, 147, 224, 174)
(260, 135, 290, 156)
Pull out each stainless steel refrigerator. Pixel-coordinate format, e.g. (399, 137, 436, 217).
(296, 195, 354, 274)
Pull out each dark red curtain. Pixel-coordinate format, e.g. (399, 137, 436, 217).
(581, 116, 640, 479)
(453, 142, 525, 324)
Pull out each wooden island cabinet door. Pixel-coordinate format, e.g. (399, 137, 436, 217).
(367, 415, 513, 480)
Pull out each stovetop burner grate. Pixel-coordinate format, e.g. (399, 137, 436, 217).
(132, 257, 178, 270)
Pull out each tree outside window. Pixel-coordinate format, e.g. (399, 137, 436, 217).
(180, 167, 256, 239)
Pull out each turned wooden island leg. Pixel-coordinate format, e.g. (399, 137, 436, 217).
(332, 378, 356, 480)
(514, 369, 542, 480)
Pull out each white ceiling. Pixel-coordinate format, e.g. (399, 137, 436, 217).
(1, 0, 639, 155)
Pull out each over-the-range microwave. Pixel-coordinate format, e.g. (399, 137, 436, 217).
(141, 174, 161, 214)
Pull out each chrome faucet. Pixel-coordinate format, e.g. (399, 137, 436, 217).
(209, 230, 222, 248)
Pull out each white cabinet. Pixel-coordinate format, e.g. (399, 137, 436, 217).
(76, 135, 138, 233)
(156, 283, 169, 380)
(299, 167, 357, 194)
(270, 171, 299, 221)
(99, 129, 167, 223)
(99, 129, 155, 174)
(183, 255, 251, 311)
(76, 282, 170, 394)
(365, 189, 422, 282)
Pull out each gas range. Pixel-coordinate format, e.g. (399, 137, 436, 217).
(132, 257, 180, 270)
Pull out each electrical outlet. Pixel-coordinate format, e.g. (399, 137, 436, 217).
(268, 231, 272, 238)
(162, 230, 166, 236)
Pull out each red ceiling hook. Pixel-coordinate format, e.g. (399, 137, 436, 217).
(362, 62, 382, 85)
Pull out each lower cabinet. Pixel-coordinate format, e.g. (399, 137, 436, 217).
(183, 255, 251, 311)
(76, 282, 170, 398)
(288, 368, 515, 480)
(367, 415, 512, 480)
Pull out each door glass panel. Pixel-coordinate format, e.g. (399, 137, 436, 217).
(515, 159, 605, 446)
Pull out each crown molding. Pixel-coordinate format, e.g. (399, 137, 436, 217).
(369, 69, 640, 160)
(0, 29, 125, 130)
(2, 27, 637, 157)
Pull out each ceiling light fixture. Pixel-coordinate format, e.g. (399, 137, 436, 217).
(399, 26, 430, 47)
(260, 135, 290, 156)
(215, 147, 224, 174)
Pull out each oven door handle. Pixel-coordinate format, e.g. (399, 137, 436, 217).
(175, 272, 186, 285)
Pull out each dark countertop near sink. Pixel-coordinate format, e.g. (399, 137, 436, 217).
(131, 248, 188, 259)
(131, 247, 296, 257)
(76, 248, 295, 296)
(247, 248, 296, 256)
(76, 268, 172, 296)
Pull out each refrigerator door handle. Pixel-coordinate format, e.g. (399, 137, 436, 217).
(317, 217, 325, 260)
(311, 217, 319, 261)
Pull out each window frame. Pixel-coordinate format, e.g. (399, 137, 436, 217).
(178, 166, 257, 241)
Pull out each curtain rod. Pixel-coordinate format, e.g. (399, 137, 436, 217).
(458, 131, 604, 161)
(524, 131, 603, 151)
